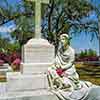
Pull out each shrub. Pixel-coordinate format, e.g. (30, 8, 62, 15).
(0, 60, 4, 66)
(9, 52, 21, 64)
(0, 52, 9, 63)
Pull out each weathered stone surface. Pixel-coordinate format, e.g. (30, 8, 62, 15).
(0, 64, 12, 75)
(0, 38, 55, 99)
(21, 63, 52, 74)
(0, 83, 7, 95)
(6, 72, 48, 92)
(0, 89, 58, 100)
(23, 39, 55, 63)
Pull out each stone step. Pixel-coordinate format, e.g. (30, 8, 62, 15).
(6, 72, 48, 92)
(0, 64, 12, 75)
(21, 63, 52, 74)
(0, 89, 58, 100)
(0, 83, 7, 95)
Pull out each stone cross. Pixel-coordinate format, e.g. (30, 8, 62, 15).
(27, 0, 49, 38)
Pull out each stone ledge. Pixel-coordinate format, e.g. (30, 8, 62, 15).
(0, 89, 58, 100)
(25, 39, 53, 47)
(6, 72, 48, 92)
(21, 63, 53, 74)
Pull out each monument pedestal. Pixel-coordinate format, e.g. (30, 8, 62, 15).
(7, 39, 54, 91)
(6, 72, 48, 92)
(0, 89, 58, 100)
(0, 39, 57, 100)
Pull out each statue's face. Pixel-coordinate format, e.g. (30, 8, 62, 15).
(60, 35, 69, 47)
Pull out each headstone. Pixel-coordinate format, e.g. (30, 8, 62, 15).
(23, 39, 54, 63)
(21, 39, 54, 74)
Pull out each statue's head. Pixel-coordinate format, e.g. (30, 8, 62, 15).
(58, 33, 70, 52)
(60, 34, 70, 48)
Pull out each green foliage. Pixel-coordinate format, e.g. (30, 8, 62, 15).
(0, 0, 96, 54)
(0, 0, 93, 41)
(0, 37, 20, 54)
(87, 49, 97, 56)
(44, 0, 94, 53)
(11, 15, 35, 45)
(79, 49, 97, 57)
(8, 42, 20, 54)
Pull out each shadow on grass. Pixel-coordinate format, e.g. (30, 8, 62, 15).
(76, 62, 100, 85)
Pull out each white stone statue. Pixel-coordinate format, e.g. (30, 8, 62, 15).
(48, 33, 100, 100)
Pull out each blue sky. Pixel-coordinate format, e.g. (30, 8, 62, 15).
(70, 0, 100, 54)
(0, 0, 100, 55)
(70, 32, 99, 54)
(70, 11, 99, 54)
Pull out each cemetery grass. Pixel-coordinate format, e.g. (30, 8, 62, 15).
(76, 63, 100, 85)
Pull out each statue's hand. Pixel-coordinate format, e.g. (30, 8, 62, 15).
(53, 77, 63, 89)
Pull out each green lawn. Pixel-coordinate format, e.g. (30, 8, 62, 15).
(76, 63, 100, 85)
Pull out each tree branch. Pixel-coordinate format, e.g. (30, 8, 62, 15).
(0, 12, 34, 26)
(48, 0, 54, 33)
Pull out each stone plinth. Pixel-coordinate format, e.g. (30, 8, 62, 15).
(0, 90, 58, 100)
(0, 64, 12, 75)
(0, 83, 7, 95)
(21, 39, 54, 75)
(6, 72, 48, 92)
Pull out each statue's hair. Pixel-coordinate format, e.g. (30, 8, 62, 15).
(60, 34, 69, 39)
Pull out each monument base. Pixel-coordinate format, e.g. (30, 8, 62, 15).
(0, 89, 58, 100)
(6, 72, 48, 92)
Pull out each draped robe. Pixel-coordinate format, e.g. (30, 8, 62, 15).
(48, 46, 95, 100)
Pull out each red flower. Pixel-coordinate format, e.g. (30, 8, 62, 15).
(56, 68, 64, 76)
